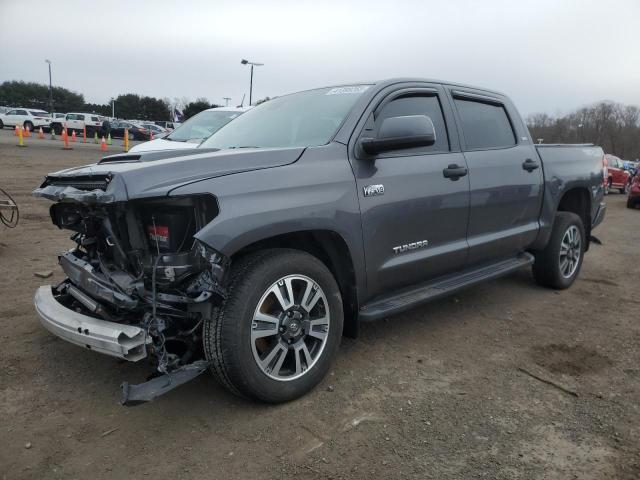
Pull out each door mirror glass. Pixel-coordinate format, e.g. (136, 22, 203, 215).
(360, 115, 436, 155)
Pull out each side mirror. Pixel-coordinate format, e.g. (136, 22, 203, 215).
(360, 115, 436, 155)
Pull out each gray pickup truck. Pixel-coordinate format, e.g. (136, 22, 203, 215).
(33, 78, 606, 404)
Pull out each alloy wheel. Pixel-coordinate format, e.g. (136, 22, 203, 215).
(559, 225, 581, 278)
(251, 274, 330, 381)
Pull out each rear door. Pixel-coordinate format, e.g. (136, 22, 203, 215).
(349, 84, 470, 300)
(449, 89, 543, 265)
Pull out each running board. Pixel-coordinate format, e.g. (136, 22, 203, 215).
(359, 252, 534, 322)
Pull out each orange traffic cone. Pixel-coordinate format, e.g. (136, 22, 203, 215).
(150, 131, 154, 140)
(24, 125, 31, 137)
(62, 128, 72, 150)
(14, 125, 19, 136)
(100, 136, 107, 152)
(71, 130, 77, 142)
(38, 127, 45, 139)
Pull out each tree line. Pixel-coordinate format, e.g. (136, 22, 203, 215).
(0, 80, 226, 121)
(527, 101, 640, 160)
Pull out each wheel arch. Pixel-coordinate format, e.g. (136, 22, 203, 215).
(229, 229, 360, 338)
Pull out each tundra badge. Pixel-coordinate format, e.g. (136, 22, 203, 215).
(393, 240, 429, 254)
(363, 184, 385, 197)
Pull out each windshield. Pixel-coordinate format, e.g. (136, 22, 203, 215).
(168, 110, 243, 142)
(200, 85, 370, 149)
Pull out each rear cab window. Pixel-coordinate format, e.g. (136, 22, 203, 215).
(453, 97, 515, 150)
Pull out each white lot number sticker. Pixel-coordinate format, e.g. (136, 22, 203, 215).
(326, 85, 370, 95)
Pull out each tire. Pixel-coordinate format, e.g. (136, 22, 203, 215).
(532, 212, 585, 290)
(628, 197, 637, 209)
(23, 121, 33, 132)
(204, 248, 343, 402)
(0, 119, 4, 129)
(621, 181, 631, 195)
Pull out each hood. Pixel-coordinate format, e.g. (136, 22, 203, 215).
(33, 147, 305, 204)
(128, 138, 201, 153)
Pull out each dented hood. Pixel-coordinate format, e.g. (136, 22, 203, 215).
(33, 147, 304, 203)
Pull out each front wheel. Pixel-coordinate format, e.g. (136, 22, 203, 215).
(204, 249, 343, 402)
(532, 212, 585, 289)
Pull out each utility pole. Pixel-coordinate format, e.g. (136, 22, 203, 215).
(45, 59, 53, 113)
(240, 59, 264, 106)
(223, 97, 231, 107)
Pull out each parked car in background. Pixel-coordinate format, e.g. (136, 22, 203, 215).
(154, 120, 180, 130)
(109, 120, 151, 141)
(628, 170, 640, 209)
(141, 123, 168, 137)
(129, 106, 249, 153)
(605, 154, 631, 194)
(50, 112, 103, 136)
(0, 108, 51, 131)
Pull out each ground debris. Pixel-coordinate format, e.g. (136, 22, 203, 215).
(100, 427, 119, 437)
(517, 366, 579, 397)
(34, 270, 53, 279)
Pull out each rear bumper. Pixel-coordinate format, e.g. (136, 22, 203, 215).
(34, 286, 149, 361)
(593, 201, 606, 230)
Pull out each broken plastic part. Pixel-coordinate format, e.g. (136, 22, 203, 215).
(121, 360, 210, 406)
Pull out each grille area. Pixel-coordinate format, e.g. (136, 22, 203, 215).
(45, 175, 110, 191)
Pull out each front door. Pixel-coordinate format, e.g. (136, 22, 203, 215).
(350, 86, 470, 300)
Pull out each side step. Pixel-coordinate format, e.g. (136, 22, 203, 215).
(359, 252, 534, 322)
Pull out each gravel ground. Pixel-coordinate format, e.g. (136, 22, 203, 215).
(1, 128, 639, 479)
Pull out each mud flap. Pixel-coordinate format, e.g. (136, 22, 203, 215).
(588, 235, 602, 245)
(121, 360, 209, 406)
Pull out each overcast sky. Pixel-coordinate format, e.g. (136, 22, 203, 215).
(1, 0, 638, 115)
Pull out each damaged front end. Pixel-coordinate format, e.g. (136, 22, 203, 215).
(33, 174, 226, 405)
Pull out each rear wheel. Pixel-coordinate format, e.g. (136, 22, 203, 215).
(0, 119, 4, 129)
(23, 120, 33, 132)
(621, 180, 631, 194)
(532, 212, 585, 289)
(204, 249, 343, 402)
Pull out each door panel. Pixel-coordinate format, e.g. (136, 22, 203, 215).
(463, 145, 543, 263)
(354, 153, 470, 299)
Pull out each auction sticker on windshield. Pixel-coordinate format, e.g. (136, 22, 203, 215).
(326, 85, 370, 95)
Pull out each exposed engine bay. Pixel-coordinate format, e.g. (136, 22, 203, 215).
(39, 177, 227, 402)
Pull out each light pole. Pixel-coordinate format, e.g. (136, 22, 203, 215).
(45, 59, 53, 113)
(110, 98, 115, 119)
(240, 59, 263, 106)
(223, 97, 231, 107)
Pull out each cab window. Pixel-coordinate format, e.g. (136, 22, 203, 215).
(454, 98, 516, 150)
(362, 93, 450, 156)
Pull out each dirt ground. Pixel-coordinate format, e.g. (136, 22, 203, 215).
(1, 129, 639, 479)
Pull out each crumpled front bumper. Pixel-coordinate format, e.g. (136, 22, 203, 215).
(34, 286, 149, 361)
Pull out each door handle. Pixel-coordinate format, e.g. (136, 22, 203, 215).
(443, 164, 468, 180)
(522, 158, 539, 172)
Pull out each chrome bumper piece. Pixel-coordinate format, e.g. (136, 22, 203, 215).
(34, 286, 149, 361)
